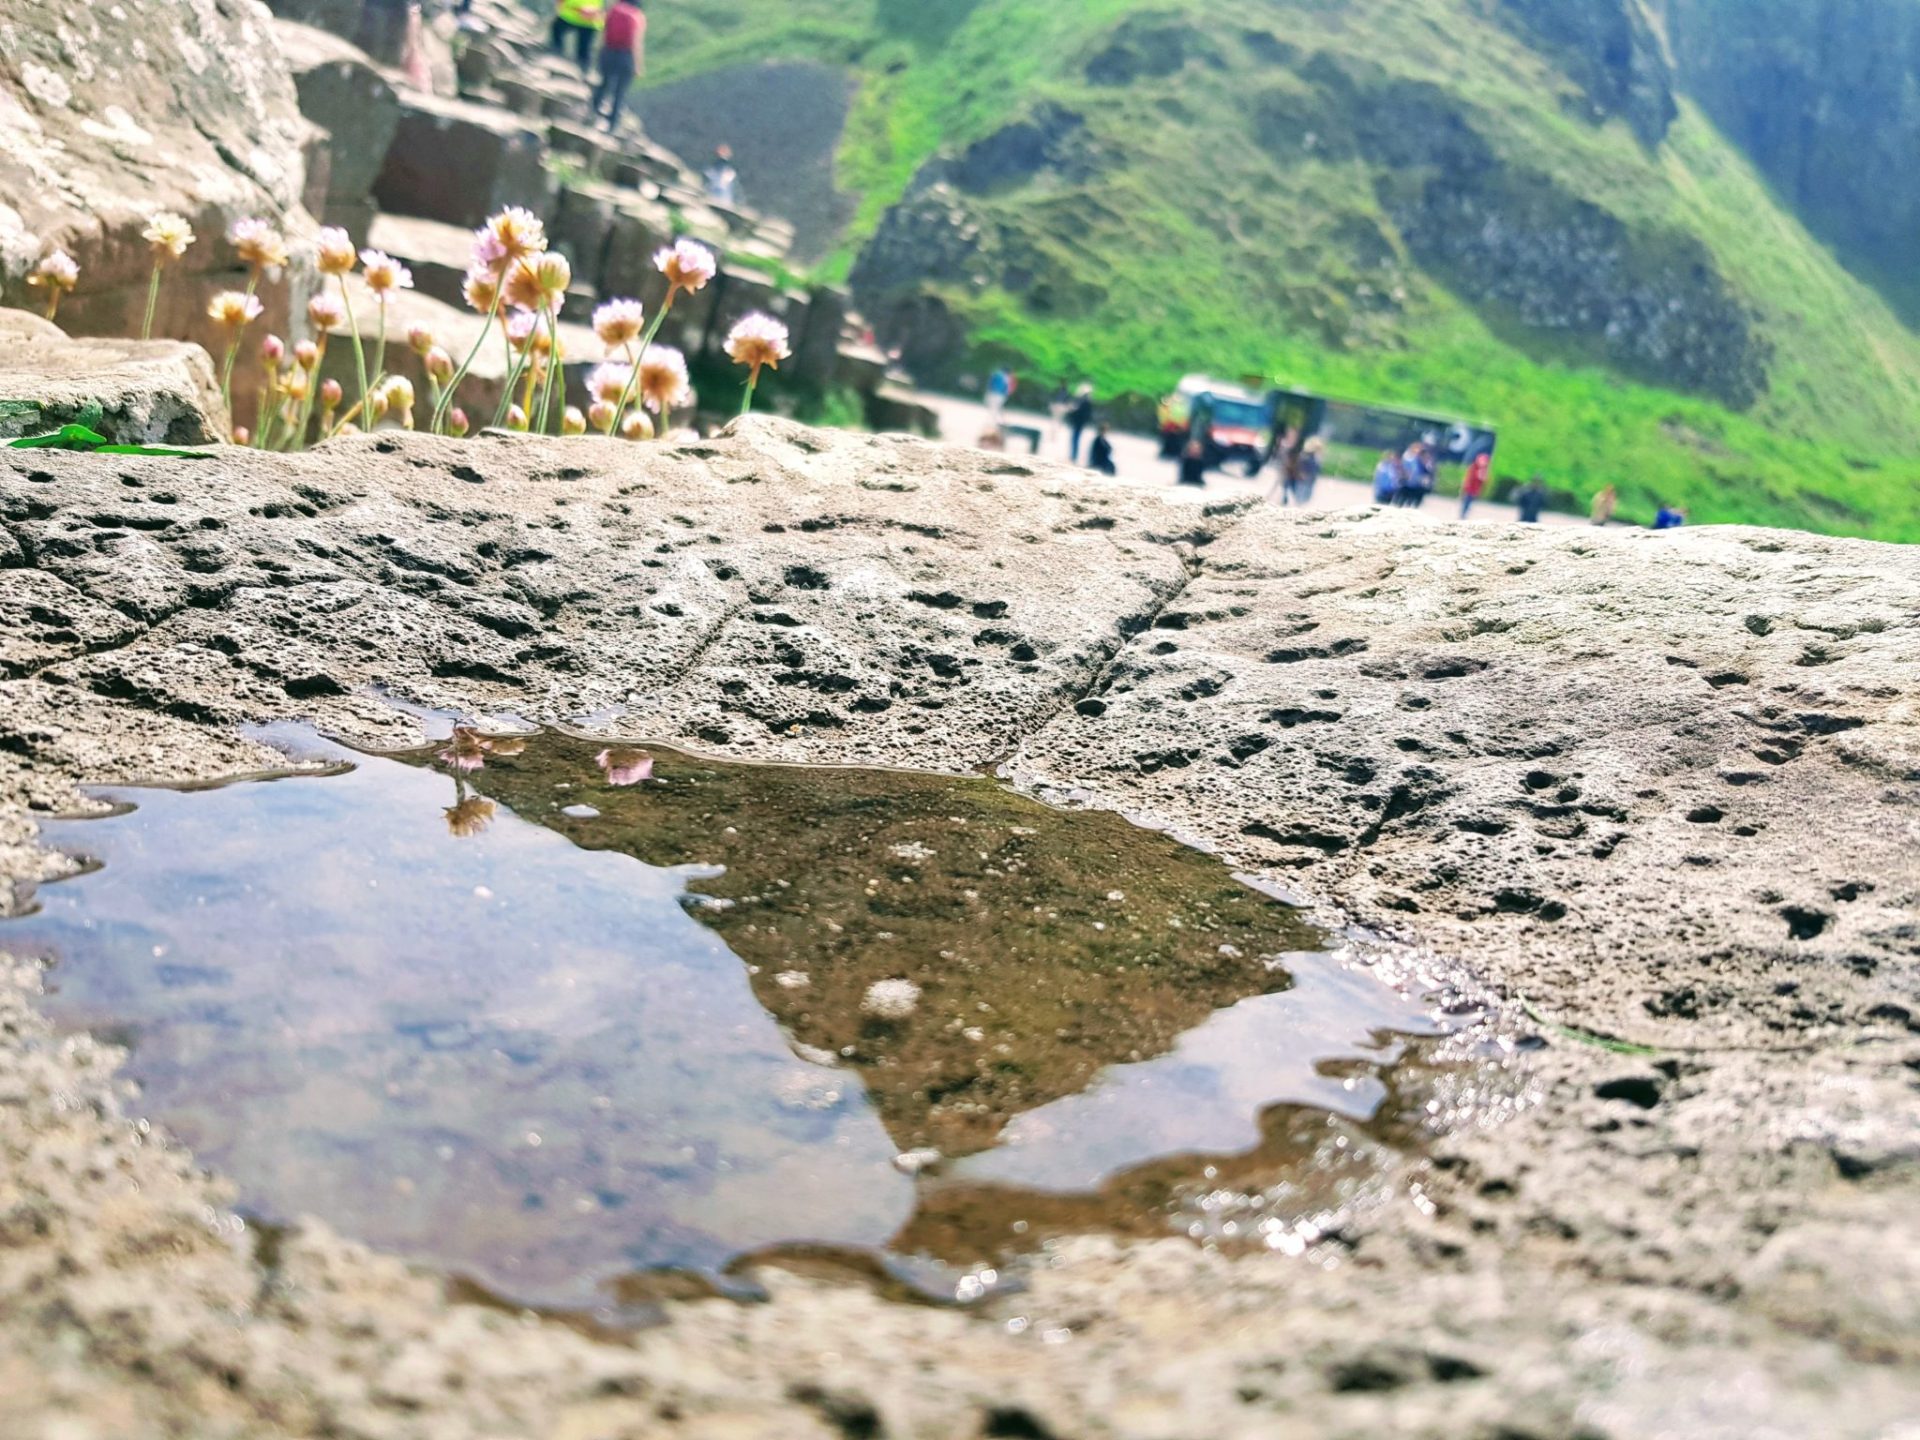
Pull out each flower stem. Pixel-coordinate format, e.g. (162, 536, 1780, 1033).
(254, 369, 276, 448)
(535, 303, 562, 434)
(44, 292, 59, 322)
(740, 365, 761, 417)
(371, 301, 389, 398)
(518, 346, 540, 427)
(432, 291, 503, 435)
(610, 289, 676, 436)
(286, 338, 326, 451)
(493, 351, 529, 429)
(219, 338, 241, 424)
(339, 276, 370, 422)
(141, 266, 161, 341)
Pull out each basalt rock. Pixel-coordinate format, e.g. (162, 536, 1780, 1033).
(371, 91, 553, 232)
(0, 421, 1915, 1437)
(0, 308, 227, 445)
(273, 19, 404, 246)
(0, 0, 311, 407)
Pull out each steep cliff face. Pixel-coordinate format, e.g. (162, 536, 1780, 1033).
(1497, 0, 1677, 145)
(1657, 0, 1920, 317)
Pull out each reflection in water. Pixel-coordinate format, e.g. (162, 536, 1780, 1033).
(6, 727, 1444, 1312)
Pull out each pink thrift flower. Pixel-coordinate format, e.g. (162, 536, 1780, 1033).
(654, 238, 717, 295)
(638, 345, 692, 414)
(592, 297, 645, 351)
(724, 312, 791, 373)
(595, 748, 654, 787)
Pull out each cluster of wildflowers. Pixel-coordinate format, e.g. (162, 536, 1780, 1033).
(22, 200, 798, 447)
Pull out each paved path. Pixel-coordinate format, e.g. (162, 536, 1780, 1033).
(912, 393, 1582, 527)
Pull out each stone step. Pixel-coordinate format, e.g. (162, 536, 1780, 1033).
(371, 90, 554, 232)
(366, 213, 477, 312)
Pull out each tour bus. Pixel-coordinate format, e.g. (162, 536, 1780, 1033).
(1156, 375, 1277, 472)
(1160, 375, 1498, 474)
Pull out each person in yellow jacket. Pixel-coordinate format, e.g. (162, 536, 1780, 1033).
(551, 0, 604, 72)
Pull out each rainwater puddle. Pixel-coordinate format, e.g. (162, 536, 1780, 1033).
(6, 727, 1449, 1315)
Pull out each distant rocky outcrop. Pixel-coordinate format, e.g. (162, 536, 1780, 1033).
(1657, 0, 1920, 317)
(850, 103, 1110, 380)
(1497, 0, 1677, 146)
(1301, 58, 1766, 407)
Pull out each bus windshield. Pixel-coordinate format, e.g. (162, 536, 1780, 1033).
(1207, 399, 1268, 430)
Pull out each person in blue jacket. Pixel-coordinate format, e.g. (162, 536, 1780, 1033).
(1373, 450, 1403, 505)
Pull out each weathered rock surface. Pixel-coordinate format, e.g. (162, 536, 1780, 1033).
(0, 0, 310, 377)
(0, 307, 227, 444)
(0, 420, 1915, 1438)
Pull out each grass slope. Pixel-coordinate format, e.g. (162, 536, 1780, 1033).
(643, 0, 1920, 538)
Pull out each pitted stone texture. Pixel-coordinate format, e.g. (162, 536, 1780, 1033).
(1010, 508, 1920, 1051)
(0, 418, 1916, 1439)
(0, 307, 227, 444)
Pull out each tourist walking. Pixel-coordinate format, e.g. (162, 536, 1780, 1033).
(1088, 425, 1117, 476)
(1067, 384, 1095, 462)
(1398, 442, 1434, 508)
(1178, 438, 1208, 487)
(1460, 450, 1489, 518)
(1516, 476, 1548, 524)
(705, 146, 738, 206)
(1591, 484, 1618, 526)
(1269, 435, 1321, 507)
(1294, 436, 1323, 505)
(1372, 449, 1402, 506)
(986, 367, 1014, 421)
(1047, 382, 1070, 449)
(551, 0, 603, 71)
(592, 0, 645, 131)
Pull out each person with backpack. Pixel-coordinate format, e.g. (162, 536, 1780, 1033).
(1398, 442, 1434, 508)
(986, 367, 1014, 421)
(592, 0, 645, 131)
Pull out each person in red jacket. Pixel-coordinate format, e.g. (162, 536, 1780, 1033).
(593, 0, 646, 132)
(1460, 450, 1491, 518)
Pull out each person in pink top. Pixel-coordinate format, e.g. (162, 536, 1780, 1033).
(593, 0, 646, 132)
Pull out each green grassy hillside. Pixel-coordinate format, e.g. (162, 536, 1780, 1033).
(643, 0, 1920, 538)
